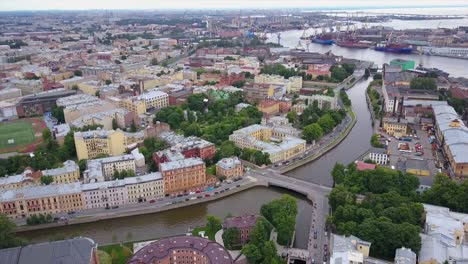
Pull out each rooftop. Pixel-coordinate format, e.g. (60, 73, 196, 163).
(159, 158, 205, 172)
(224, 215, 257, 229)
(0, 182, 82, 202)
(0, 237, 97, 264)
(216, 157, 242, 170)
(42, 160, 79, 177)
(128, 236, 233, 264)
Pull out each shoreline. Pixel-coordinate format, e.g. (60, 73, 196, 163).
(15, 180, 268, 233)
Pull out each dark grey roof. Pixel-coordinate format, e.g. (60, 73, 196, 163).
(0, 237, 96, 264)
(0, 247, 21, 264)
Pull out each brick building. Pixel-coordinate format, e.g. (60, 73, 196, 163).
(223, 215, 258, 244)
(159, 158, 206, 195)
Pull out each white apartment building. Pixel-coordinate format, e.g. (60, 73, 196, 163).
(366, 148, 389, 165)
(84, 153, 141, 183)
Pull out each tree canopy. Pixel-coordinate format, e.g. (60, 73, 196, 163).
(410, 77, 437, 90)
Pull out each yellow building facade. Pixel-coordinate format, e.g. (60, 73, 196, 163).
(382, 119, 408, 138)
(74, 129, 127, 160)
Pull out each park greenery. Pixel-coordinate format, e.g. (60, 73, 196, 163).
(329, 163, 422, 259)
(192, 215, 222, 241)
(51, 105, 65, 123)
(410, 77, 437, 90)
(99, 243, 133, 264)
(260, 64, 302, 79)
(421, 174, 468, 214)
(367, 81, 383, 119)
(370, 134, 385, 148)
(241, 217, 285, 264)
(296, 102, 347, 143)
(260, 194, 298, 246)
(0, 128, 76, 177)
(26, 213, 53, 225)
(330, 64, 355, 82)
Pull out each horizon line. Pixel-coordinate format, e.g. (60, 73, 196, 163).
(1, 4, 468, 12)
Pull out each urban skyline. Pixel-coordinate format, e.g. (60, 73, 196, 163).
(1, 0, 468, 11)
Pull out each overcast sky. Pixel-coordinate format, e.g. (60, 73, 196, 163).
(0, 0, 467, 11)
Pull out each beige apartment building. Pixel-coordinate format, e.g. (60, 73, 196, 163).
(74, 129, 127, 160)
(84, 154, 137, 182)
(42, 160, 80, 184)
(137, 90, 169, 110)
(0, 183, 84, 219)
(216, 157, 244, 180)
(118, 97, 147, 115)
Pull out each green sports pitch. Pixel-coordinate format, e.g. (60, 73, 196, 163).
(0, 121, 36, 150)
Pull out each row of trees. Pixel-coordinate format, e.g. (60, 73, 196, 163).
(367, 82, 382, 119)
(340, 89, 352, 107)
(139, 137, 169, 171)
(421, 174, 468, 214)
(260, 194, 298, 246)
(330, 64, 355, 83)
(329, 163, 422, 259)
(299, 105, 347, 143)
(26, 213, 53, 225)
(260, 64, 302, 79)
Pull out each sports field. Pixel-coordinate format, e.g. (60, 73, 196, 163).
(0, 121, 36, 150)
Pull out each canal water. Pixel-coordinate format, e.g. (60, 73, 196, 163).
(17, 187, 313, 248)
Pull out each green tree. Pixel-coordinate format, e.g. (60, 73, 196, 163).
(318, 114, 336, 134)
(187, 94, 208, 112)
(40, 175, 54, 185)
(373, 73, 383, 80)
(331, 163, 346, 184)
(222, 227, 241, 250)
(112, 118, 118, 130)
(241, 243, 262, 264)
(105, 80, 112, 85)
(130, 120, 137, 132)
(151, 58, 158, 65)
(51, 105, 65, 123)
(206, 215, 222, 235)
(410, 77, 437, 90)
(0, 214, 22, 248)
(262, 240, 278, 263)
(303, 123, 324, 143)
(74, 70, 82, 76)
(286, 111, 298, 124)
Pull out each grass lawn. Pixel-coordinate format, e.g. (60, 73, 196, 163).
(192, 226, 217, 240)
(0, 121, 36, 149)
(98, 244, 133, 264)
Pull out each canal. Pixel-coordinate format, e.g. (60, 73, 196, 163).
(17, 187, 313, 248)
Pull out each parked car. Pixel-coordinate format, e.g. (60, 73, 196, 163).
(185, 198, 190, 201)
(204, 194, 210, 197)
(67, 211, 75, 215)
(197, 195, 203, 199)
(149, 200, 156, 203)
(111, 205, 119, 209)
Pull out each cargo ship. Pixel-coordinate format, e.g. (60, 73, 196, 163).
(336, 39, 373, 49)
(311, 34, 335, 45)
(374, 43, 412, 54)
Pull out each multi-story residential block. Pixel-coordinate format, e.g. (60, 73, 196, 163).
(366, 148, 389, 165)
(82, 172, 163, 209)
(0, 237, 99, 264)
(243, 83, 284, 103)
(74, 129, 127, 160)
(84, 153, 140, 183)
(128, 236, 233, 264)
(136, 89, 169, 110)
(433, 104, 468, 178)
(395, 247, 417, 264)
(116, 97, 147, 115)
(159, 158, 206, 195)
(229, 124, 306, 163)
(0, 182, 83, 219)
(216, 157, 244, 179)
(154, 132, 215, 165)
(71, 108, 138, 130)
(42, 160, 80, 184)
(382, 118, 408, 138)
(298, 94, 338, 110)
(223, 215, 257, 245)
(63, 100, 116, 124)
